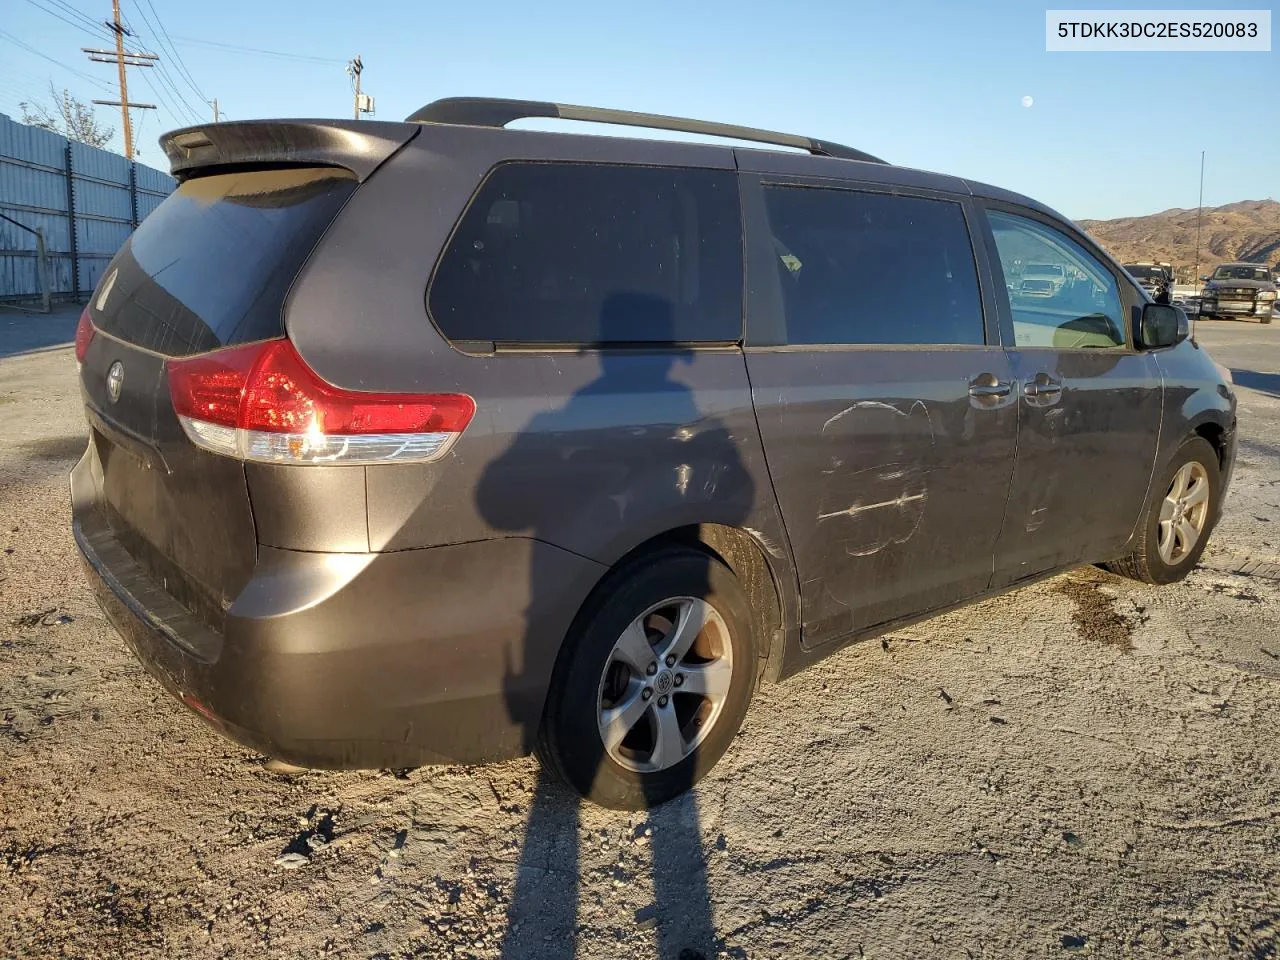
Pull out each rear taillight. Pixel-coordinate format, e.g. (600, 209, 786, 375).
(167, 339, 475, 465)
(74, 308, 95, 364)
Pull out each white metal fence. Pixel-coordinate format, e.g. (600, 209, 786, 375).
(0, 112, 175, 306)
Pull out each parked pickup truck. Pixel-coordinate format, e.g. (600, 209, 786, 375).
(1200, 263, 1276, 323)
(1123, 262, 1174, 304)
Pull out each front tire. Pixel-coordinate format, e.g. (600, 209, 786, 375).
(538, 547, 759, 810)
(1106, 436, 1220, 585)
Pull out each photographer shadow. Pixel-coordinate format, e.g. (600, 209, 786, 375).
(477, 292, 752, 959)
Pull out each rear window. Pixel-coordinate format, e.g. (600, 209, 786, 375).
(761, 186, 985, 346)
(90, 168, 357, 356)
(428, 162, 742, 345)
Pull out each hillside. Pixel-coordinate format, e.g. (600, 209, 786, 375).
(1079, 199, 1280, 280)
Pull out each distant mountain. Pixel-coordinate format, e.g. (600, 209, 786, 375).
(1078, 199, 1280, 280)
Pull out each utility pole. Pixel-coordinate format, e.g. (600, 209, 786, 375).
(348, 55, 362, 120)
(347, 55, 374, 120)
(209, 98, 220, 122)
(84, 0, 156, 159)
(1193, 150, 1205, 287)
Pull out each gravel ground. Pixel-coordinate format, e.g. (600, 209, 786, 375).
(1, 307, 1278, 960)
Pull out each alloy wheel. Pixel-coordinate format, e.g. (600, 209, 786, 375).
(595, 597, 734, 773)
(1157, 461, 1210, 565)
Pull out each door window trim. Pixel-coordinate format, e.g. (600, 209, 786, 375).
(973, 200, 1144, 354)
(741, 175, 1002, 349)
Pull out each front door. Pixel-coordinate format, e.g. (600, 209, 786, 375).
(742, 179, 1018, 647)
(979, 207, 1163, 585)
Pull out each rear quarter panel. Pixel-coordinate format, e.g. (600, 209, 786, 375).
(281, 125, 801, 631)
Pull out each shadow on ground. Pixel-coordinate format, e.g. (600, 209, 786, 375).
(477, 293, 739, 959)
(1231, 369, 1280, 399)
(0, 303, 81, 359)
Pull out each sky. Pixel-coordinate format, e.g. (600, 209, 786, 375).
(1, 0, 1276, 221)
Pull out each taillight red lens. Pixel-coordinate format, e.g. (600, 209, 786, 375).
(238, 339, 476, 435)
(166, 339, 475, 464)
(167, 341, 261, 428)
(74, 308, 95, 362)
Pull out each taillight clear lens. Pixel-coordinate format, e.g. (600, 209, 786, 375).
(167, 339, 475, 465)
(74, 308, 95, 363)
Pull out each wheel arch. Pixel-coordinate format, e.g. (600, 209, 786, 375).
(1192, 419, 1227, 468)
(576, 523, 793, 686)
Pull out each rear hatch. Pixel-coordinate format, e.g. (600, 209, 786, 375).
(78, 120, 416, 631)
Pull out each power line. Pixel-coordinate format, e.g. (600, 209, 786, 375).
(158, 63, 202, 122)
(120, 13, 201, 123)
(133, 0, 206, 104)
(19, 0, 112, 40)
(135, 56, 197, 126)
(130, 48, 199, 125)
(0, 29, 117, 94)
(0, 79, 47, 105)
(43, 0, 108, 32)
(169, 34, 345, 64)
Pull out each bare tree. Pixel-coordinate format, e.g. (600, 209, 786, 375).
(20, 85, 115, 149)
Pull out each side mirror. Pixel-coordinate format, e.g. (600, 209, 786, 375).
(1199, 275, 1210, 283)
(1140, 303, 1188, 349)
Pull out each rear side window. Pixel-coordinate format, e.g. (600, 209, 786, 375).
(428, 163, 742, 345)
(761, 186, 985, 346)
(91, 168, 357, 356)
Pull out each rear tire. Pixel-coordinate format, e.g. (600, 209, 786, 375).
(538, 547, 759, 810)
(1106, 436, 1220, 585)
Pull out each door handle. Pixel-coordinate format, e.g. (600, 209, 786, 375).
(1023, 374, 1063, 398)
(968, 373, 1013, 399)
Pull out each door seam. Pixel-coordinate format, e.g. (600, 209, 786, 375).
(987, 348, 1023, 590)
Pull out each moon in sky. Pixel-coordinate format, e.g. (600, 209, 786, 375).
(1021, 95, 1035, 108)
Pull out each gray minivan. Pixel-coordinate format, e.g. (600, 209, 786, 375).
(72, 99, 1237, 809)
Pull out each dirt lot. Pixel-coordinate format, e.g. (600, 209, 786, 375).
(2, 307, 1278, 959)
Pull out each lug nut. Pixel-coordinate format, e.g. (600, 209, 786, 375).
(642, 688, 653, 701)
(665, 655, 676, 667)
(657, 695, 669, 708)
(646, 662, 658, 676)
(673, 674, 683, 688)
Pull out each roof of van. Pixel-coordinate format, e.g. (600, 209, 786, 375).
(404, 97, 1068, 223)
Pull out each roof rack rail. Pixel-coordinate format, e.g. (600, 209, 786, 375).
(405, 97, 885, 164)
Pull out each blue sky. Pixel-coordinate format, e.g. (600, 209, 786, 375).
(2, 0, 1276, 220)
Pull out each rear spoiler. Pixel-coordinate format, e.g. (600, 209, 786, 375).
(159, 119, 420, 182)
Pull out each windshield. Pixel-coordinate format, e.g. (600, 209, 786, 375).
(1124, 265, 1163, 280)
(1213, 265, 1271, 281)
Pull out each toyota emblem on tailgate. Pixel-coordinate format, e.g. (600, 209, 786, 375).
(106, 361, 124, 403)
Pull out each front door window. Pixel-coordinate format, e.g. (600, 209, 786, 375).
(987, 212, 1127, 350)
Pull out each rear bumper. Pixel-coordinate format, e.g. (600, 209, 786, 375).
(72, 449, 606, 769)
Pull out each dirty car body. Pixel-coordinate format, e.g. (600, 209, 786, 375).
(71, 100, 1238, 786)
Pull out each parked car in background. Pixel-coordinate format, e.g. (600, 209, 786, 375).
(1123, 262, 1174, 304)
(1200, 262, 1276, 323)
(1018, 262, 1066, 297)
(71, 98, 1238, 809)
